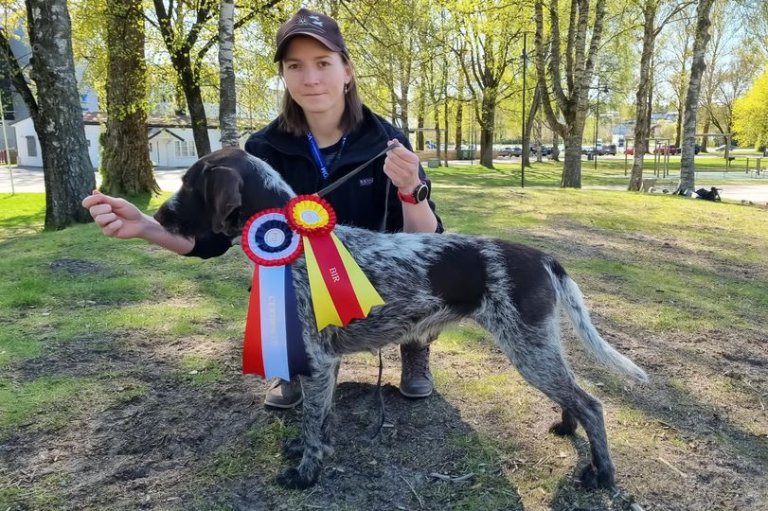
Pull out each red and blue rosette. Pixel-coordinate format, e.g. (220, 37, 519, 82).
(241, 209, 309, 380)
(285, 195, 384, 331)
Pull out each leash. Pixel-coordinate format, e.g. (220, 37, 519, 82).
(314, 138, 400, 439)
(316, 141, 400, 198)
(370, 349, 386, 440)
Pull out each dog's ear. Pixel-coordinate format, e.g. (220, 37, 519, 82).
(202, 165, 243, 234)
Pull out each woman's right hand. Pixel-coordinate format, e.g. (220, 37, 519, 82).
(81, 190, 149, 240)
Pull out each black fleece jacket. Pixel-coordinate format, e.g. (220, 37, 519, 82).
(187, 105, 443, 259)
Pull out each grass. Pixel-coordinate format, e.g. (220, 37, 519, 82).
(446, 152, 768, 188)
(1, 170, 767, 510)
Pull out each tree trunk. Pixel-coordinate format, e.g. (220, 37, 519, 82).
(535, 120, 542, 163)
(218, 0, 238, 148)
(629, 1, 657, 191)
(701, 116, 710, 152)
(679, 0, 716, 195)
(522, 84, 541, 168)
(562, 125, 584, 188)
(455, 67, 464, 150)
(479, 89, 496, 168)
(416, 92, 425, 150)
(152, 0, 211, 157)
(434, 104, 441, 159)
(100, 0, 158, 196)
(398, 61, 411, 136)
(179, 65, 211, 156)
(534, 0, 608, 189)
(26, 0, 95, 229)
(551, 130, 560, 162)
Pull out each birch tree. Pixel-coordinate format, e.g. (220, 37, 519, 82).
(149, 0, 281, 157)
(218, 0, 238, 148)
(0, 0, 95, 229)
(678, 0, 716, 195)
(627, 0, 691, 191)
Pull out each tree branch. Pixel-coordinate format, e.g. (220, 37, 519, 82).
(0, 28, 37, 116)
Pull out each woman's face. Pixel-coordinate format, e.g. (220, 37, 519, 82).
(281, 36, 352, 119)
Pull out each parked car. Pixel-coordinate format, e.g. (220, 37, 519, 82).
(604, 144, 617, 155)
(624, 147, 635, 156)
(511, 146, 523, 157)
(654, 144, 679, 155)
(497, 146, 514, 158)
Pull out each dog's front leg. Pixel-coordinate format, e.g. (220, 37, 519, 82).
(276, 358, 339, 489)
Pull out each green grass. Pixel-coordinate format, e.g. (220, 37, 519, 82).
(1, 172, 767, 510)
(443, 153, 768, 188)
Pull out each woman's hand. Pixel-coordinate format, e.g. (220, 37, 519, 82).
(81, 191, 148, 240)
(383, 139, 421, 193)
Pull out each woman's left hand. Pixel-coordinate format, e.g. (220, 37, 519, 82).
(383, 139, 421, 193)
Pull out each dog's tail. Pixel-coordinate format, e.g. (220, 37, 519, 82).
(547, 258, 649, 383)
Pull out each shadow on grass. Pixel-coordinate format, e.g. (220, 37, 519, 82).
(0, 326, 656, 511)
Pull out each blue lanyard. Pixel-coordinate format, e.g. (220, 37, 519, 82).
(307, 132, 347, 181)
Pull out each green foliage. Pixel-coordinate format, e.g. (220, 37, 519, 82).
(733, 68, 768, 149)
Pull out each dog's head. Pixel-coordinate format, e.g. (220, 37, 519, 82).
(154, 147, 295, 239)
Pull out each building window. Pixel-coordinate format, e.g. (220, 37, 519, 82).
(174, 140, 196, 158)
(26, 136, 37, 157)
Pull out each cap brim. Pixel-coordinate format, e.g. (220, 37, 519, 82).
(274, 32, 344, 62)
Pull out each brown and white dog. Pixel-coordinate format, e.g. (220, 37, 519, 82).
(154, 147, 648, 490)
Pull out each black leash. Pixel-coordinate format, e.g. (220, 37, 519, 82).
(370, 349, 386, 440)
(316, 141, 399, 198)
(315, 138, 399, 440)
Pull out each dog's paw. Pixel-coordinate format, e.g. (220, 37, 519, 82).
(275, 467, 318, 490)
(549, 421, 577, 436)
(282, 438, 305, 461)
(577, 464, 615, 490)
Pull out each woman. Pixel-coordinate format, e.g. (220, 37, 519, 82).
(82, 8, 443, 409)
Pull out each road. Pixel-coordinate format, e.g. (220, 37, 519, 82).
(2, 165, 767, 204)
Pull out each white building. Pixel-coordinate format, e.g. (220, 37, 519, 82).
(13, 112, 260, 168)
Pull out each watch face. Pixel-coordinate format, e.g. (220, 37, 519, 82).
(415, 183, 429, 202)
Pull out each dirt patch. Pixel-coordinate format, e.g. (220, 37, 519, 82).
(48, 258, 107, 276)
(2, 321, 767, 510)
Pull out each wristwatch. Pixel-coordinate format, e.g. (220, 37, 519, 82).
(397, 181, 429, 204)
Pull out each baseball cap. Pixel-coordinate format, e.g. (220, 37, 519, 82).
(274, 8, 349, 62)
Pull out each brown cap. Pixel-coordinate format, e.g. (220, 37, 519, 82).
(274, 9, 348, 62)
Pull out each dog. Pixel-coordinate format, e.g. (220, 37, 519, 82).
(154, 147, 648, 491)
(641, 178, 657, 193)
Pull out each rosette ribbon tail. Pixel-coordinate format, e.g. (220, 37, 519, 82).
(303, 232, 385, 331)
(242, 265, 309, 380)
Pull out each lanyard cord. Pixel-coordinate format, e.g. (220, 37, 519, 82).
(307, 132, 347, 181)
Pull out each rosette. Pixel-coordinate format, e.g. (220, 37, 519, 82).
(241, 209, 303, 266)
(285, 196, 384, 331)
(285, 195, 336, 237)
(240, 209, 308, 381)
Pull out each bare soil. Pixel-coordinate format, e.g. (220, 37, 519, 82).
(2, 242, 767, 510)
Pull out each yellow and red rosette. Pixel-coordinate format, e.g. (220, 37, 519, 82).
(286, 195, 384, 330)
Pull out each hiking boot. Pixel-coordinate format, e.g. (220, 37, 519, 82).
(264, 378, 303, 409)
(399, 344, 433, 398)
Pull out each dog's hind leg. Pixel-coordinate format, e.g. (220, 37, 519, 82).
(276, 356, 340, 489)
(489, 322, 616, 489)
(550, 409, 579, 436)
